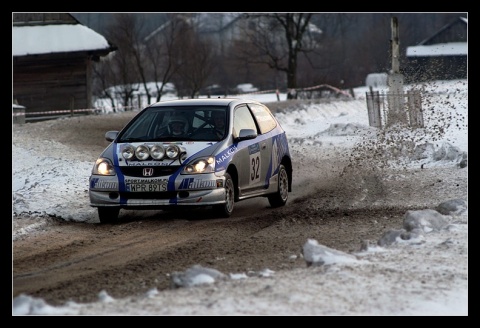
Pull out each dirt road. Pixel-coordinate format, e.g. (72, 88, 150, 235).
(12, 106, 467, 307)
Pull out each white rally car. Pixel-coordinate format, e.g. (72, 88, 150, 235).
(89, 98, 292, 223)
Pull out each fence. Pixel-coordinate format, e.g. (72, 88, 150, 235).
(12, 105, 26, 124)
(366, 90, 424, 128)
(13, 83, 355, 124)
(293, 84, 353, 100)
(12, 108, 104, 124)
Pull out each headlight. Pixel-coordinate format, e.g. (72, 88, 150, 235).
(92, 158, 116, 176)
(183, 157, 215, 174)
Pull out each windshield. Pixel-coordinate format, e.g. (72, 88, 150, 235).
(117, 106, 228, 142)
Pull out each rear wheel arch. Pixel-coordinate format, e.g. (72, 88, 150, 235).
(267, 163, 289, 208)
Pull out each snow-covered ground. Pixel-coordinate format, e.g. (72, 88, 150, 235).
(12, 80, 468, 315)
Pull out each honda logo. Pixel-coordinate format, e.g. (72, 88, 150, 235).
(143, 168, 154, 177)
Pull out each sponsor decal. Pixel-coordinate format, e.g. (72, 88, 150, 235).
(90, 178, 118, 189)
(125, 162, 176, 166)
(179, 178, 217, 189)
(124, 178, 168, 184)
(215, 145, 237, 165)
(276, 133, 290, 158)
(248, 143, 260, 155)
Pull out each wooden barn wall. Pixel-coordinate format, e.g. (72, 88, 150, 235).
(13, 54, 91, 113)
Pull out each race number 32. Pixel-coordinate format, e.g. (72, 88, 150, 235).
(250, 154, 261, 183)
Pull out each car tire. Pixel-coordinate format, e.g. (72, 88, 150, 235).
(268, 164, 289, 208)
(98, 207, 120, 224)
(213, 172, 235, 218)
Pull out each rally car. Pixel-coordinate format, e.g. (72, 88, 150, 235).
(89, 98, 292, 223)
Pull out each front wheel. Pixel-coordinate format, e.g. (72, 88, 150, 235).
(268, 164, 289, 208)
(213, 173, 235, 218)
(98, 207, 120, 224)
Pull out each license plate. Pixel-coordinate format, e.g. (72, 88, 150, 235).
(126, 182, 167, 192)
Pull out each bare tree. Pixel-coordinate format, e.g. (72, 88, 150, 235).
(92, 54, 117, 111)
(109, 14, 155, 106)
(170, 15, 216, 98)
(221, 37, 277, 92)
(144, 13, 187, 102)
(304, 13, 374, 88)
(239, 13, 320, 90)
(88, 12, 465, 102)
(101, 13, 142, 109)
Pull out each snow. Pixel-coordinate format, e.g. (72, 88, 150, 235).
(406, 42, 468, 57)
(12, 79, 468, 316)
(406, 16, 467, 57)
(12, 24, 112, 56)
(236, 83, 258, 93)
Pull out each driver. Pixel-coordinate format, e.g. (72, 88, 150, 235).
(167, 116, 189, 136)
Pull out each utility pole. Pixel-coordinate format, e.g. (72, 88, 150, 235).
(387, 16, 408, 126)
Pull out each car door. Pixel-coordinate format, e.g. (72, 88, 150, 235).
(232, 104, 269, 195)
(247, 103, 279, 190)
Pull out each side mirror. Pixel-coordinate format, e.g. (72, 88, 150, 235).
(105, 131, 119, 142)
(235, 128, 257, 141)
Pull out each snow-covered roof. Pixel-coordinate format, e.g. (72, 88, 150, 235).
(12, 24, 112, 57)
(12, 103, 25, 109)
(406, 42, 467, 57)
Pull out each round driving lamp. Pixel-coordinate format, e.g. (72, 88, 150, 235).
(122, 145, 135, 160)
(135, 145, 150, 160)
(150, 144, 165, 160)
(165, 144, 180, 159)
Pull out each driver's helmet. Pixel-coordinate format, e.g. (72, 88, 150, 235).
(167, 116, 189, 135)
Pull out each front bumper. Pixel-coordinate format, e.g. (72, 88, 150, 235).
(89, 173, 226, 208)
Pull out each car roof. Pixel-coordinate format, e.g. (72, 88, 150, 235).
(147, 98, 262, 108)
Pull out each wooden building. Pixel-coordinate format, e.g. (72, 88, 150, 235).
(12, 13, 116, 115)
(405, 16, 467, 82)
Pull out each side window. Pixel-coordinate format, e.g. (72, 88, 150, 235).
(233, 105, 257, 138)
(248, 103, 277, 134)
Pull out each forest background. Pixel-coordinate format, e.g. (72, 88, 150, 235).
(71, 13, 466, 107)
